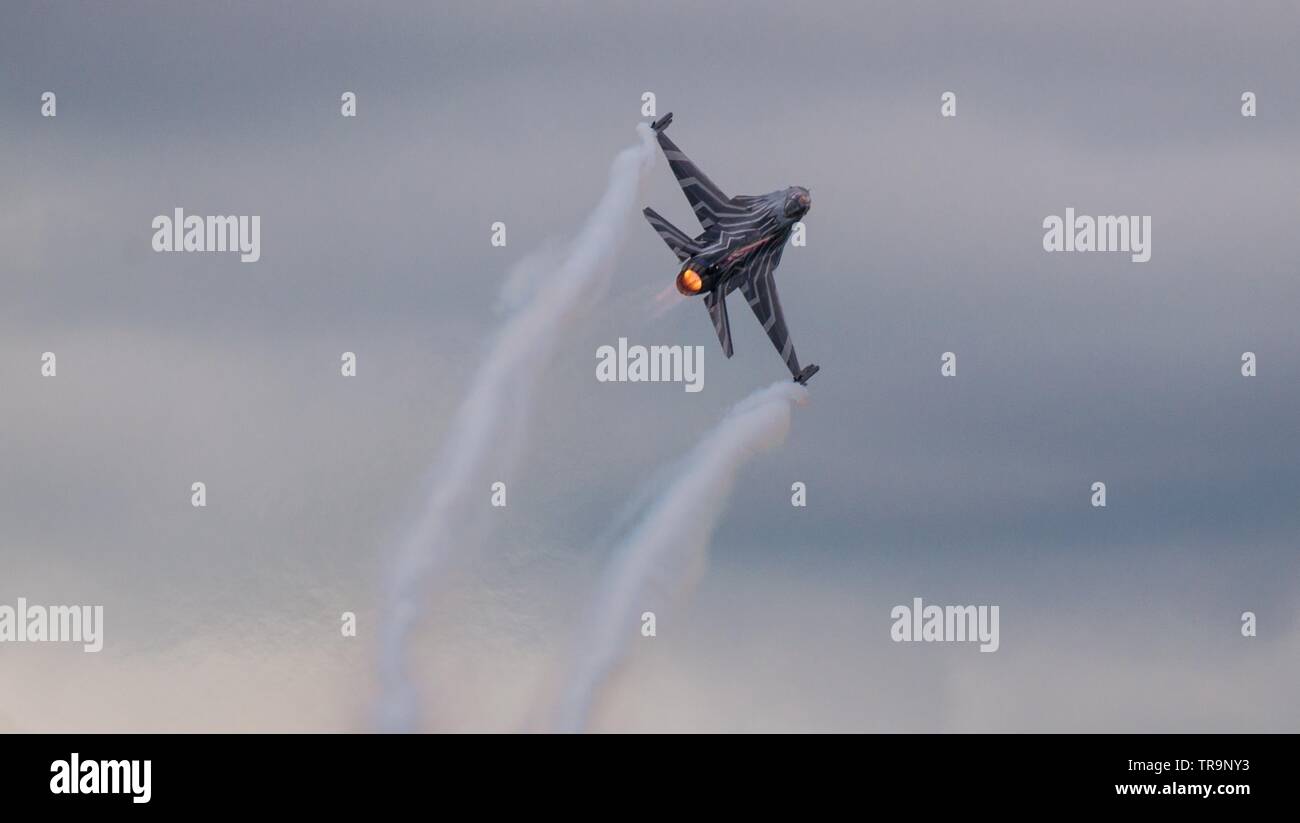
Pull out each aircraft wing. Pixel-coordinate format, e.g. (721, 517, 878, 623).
(737, 242, 807, 380)
(651, 114, 739, 233)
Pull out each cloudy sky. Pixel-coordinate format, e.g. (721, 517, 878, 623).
(1, 1, 1297, 732)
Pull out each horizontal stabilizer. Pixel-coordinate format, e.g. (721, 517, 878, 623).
(643, 207, 699, 262)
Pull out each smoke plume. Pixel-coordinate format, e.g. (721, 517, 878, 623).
(551, 380, 808, 732)
(377, 125, 657, 731)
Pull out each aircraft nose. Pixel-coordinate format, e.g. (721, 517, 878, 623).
(786, 188, 811, 218)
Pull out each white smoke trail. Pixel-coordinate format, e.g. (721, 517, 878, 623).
(551, 380, 808, 733)
(377, 124, 657, 732)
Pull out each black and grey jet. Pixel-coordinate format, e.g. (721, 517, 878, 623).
(643, 112, 819, 384)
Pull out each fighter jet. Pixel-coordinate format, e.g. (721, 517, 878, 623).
(643, 112, 819, 385)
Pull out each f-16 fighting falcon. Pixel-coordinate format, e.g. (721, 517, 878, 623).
(643, 112, 819, 384)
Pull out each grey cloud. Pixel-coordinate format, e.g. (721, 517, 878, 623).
(1, 1, 1296, 730)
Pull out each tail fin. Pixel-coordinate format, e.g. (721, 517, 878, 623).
(643, 206, 699, 262)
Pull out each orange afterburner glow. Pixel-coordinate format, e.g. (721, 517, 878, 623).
(677, 268, 703, 295)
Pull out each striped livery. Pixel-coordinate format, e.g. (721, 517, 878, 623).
(642, 112, 819, 385)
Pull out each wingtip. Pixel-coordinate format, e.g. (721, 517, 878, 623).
(794, 364, 820, 385)
(650, 112, 673, 132)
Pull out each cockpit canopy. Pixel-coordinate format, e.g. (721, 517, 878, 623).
(784, 187, 812, 218)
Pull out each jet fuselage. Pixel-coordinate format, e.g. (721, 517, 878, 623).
(675, 186, 810, 296)
(642, 110, 820, 383)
